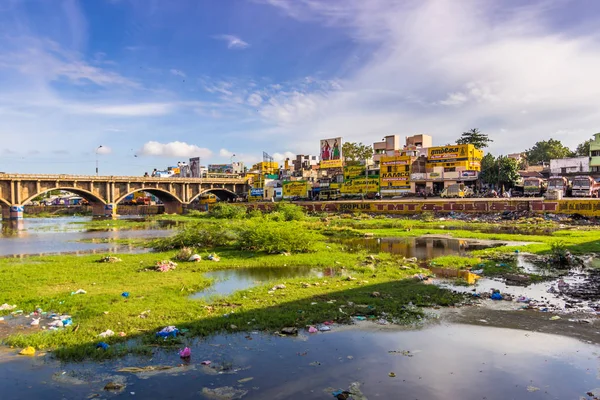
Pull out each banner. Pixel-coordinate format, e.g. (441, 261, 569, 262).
(320, 137, 343, 169)
(250, 188, 264, 197)
(283, 181, 308, 198)
(208, 164, 234, 174)
(427, 144, 469, 162)
(344, 165, 366, 180)
(340, 178, 379, 194)
(189, 158, 200, 178)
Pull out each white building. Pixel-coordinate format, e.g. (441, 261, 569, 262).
(549, 156, 589, 175)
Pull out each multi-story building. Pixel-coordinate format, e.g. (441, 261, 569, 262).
(373, 134, 432, 163)
(549, 157, 589, 175)
(590, 133, 600, 173)
(292, 155, 319, 174)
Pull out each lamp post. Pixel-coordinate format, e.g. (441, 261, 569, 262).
(95, 145, 103, 176)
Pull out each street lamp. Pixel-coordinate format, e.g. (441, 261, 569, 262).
(95, 145, 103, 176)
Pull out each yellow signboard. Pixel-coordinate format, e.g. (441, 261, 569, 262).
(283, 181, 308, 198)
(344, 165, 366, 180)
(380, 155, 411, 188)
(340, 178, 379, 194)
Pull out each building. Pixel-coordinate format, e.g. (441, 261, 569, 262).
(408, 144, 483, 193)
(373, 134, 432, 163)
(549, 157, 589, 175)
(590, 133, 600, 173)
(292, 155, 318, 173)
(379, 154, 412, 196)
(405, 134, 432, 149)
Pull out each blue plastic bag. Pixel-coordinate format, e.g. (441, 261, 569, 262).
(121, 292, 129, 298)
(96, 342, 110, 350)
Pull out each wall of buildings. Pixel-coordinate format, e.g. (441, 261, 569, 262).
(549, 157, 589, 175)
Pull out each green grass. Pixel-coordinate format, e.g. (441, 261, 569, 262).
(428, 255, 482, 269)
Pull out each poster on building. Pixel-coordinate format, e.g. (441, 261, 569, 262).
(320, 137, 343, 169)
(344, 165, 366, 180)
(283, 181, 308, 198)
(250, 188, 264, 197)
(427, 145, 469, 162)
(208, 164, 234, 174)
(340, 178, 379, 194)
(189, 157, 201, 178)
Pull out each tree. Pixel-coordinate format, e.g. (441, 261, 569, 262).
(479, 153, 498, 186)
(342, 142, 374, 165)
(575, 139, 592, 157)
(456, 128, 493, 150)
(479, 154, 519, 188)
(525, 139, 574, 165)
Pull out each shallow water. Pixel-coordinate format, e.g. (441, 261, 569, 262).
(0, 322, 598, 400)
(0, 217, 174, 257)
(190, 267, 336, 300)
(339, 236, 504, 259)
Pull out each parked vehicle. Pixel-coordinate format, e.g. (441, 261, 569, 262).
(440, 184, 473, 198)
(523, 177, 547, 197)
(547, 176, 570, 197)
(571, 175, 600, 197)
(198, 193, 218, 205)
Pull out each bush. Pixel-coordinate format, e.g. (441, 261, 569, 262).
(247, 209, 264, 219)
(272, 203, 305, 221)
(208, 203, 247, 219)
(420, 211, 435, 222)
(152, 222, 236, 250)
(174, 247, 193, 261)
(236, 221, 317, 253)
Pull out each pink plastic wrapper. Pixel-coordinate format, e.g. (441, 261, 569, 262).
(308, 326, 318, 333)
(179, 347, 191, 358)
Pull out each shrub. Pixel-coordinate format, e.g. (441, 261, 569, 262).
(208, 203, 247, 219)
(236, 221, 317, 253)
(247, 209, 264, 219)
(420, 211, 435, 222)
(174, 247, 193, 261)
(152, 222, 236, 250)
(272, 203, 305, 221)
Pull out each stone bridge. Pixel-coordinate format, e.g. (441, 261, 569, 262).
(0, 174, 249, 219)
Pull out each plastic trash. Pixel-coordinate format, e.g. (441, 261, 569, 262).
(516, 296, 531, 303)
(308, 326, 318, 333)
(156, 326, 179, 338)
(119, 332, 127, 337)
(319, 326, 331, 332)
(271, 284, 286, 291)
(0, 303, 17, 311)
(96, 342, 110, 350)
(281, 327, 298, 335)
(48, 320, 64, 327)
(188, 254, 201, 262)
(30, 318, 40, 326)
(62, 318, 73, 326)
(201, 360, 211, 365)
(491, 292, 503, 301)
(354, 316, 366, 321)
(207, 253, 221, 262)
(99, 329, 115, 338)
(179, 347, 191, 359)
(19, 346, 36, 356)
(71, 289, 87, 295)
(121, 292, 130, 298)
(549, 316, 561, 321)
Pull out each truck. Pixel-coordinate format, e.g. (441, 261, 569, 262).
(571, 175, 600, 197)
(523, 177, 547, 197)
(440, 183, 473, 198)
(547, 176, 570, 197)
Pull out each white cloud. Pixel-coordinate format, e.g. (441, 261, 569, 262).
(96, 146, 112, 155)
(256, 0, 600, 155)
(213, 34, 250, 49)
(272, 151, 295, 161)
(247, 93, 263, 107)
(139, 141, 212, 158)
(219, 148, 234, 157)
(170, 68, 186, 77)
(87, 103, 174, 116)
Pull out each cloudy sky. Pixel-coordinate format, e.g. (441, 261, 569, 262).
(1, 0, 599, 175)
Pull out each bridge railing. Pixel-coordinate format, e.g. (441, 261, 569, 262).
(0, 173, 248, 184)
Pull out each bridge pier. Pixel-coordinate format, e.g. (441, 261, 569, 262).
(2, 205, 24, 220)
(163, 201, 183, 215)
(92, 203, 117, 218)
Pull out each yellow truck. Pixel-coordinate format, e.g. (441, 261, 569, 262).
(198, 194, 218, 205)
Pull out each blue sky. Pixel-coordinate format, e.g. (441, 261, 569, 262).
(1, 0, 599, 175)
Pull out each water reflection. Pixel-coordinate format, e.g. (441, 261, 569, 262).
(340, 237, 502, 260)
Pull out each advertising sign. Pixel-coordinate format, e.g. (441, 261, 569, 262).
(427, 145, 469, 162)
(461, 170, 478, 178)
(340, 178, 379, 194)
(320, 137, 343, 169)
(283, 181, 308, 198)
(344, 165, 366, 180)
(208, 164, 234, 174)
(250, 188, 264, 197)
(189, 158, 201, 178)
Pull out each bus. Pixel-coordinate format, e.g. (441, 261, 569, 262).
(547, 176, 570, 197)
(571, 176, 600, 197)
(523, 177, 547, 197)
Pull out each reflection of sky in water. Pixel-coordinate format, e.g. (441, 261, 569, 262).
(0, 217, 173, 257)
(1, 324, 596, 399)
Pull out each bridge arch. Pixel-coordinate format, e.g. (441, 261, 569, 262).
(22, 187, 106, 206)
(189, 188, 239, 203)
(114, 187, 184, 214)
(0, 197, 10, 207)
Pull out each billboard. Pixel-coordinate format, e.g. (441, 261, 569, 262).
(320, 137, 343, 169)
(344, 165, 366, 180)
(189, 157, 201, 178)
(340, 178, 379, 194)
(283, 181, 308, 198)
(427, 144, 470, 162)
(208, 164, 234, 174)
(250, 188, 264, 197)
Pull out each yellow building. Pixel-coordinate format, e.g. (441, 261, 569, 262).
(426, 144, 483, 171)
(379, 154, 412, 195)
(252, 161, 279, 175)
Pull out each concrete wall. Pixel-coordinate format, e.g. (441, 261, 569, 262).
(549, 157, 589, 175)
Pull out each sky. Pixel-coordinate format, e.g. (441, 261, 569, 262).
(1, 0, 600, 175)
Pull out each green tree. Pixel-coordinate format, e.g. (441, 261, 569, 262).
(497, 156, 520, 188)
(525, 139, 574, 165)
(575, 139, 592, 156)
(479, 153, 498, 185)
(342, 142, 374, 165)
(456, 128, 493, 149)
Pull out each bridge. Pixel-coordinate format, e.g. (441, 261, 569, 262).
(0, 174, 249, 219)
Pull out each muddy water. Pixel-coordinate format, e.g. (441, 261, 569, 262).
(0, 217, 174, 257)
(190, 267, 340, 300)
(1, 322, 598, 400)
(340, 236, 505, 259)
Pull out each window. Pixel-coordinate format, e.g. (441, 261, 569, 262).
(592, 150, 600, 157)
(387, 166, 392, 173)
(561, 167, 567, 174)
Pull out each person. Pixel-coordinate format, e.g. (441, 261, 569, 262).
(332, 139, 340, 160)
(143, 172, 149, 177)
(321, 141, 331, 161)
(151, 169, 157, 177)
